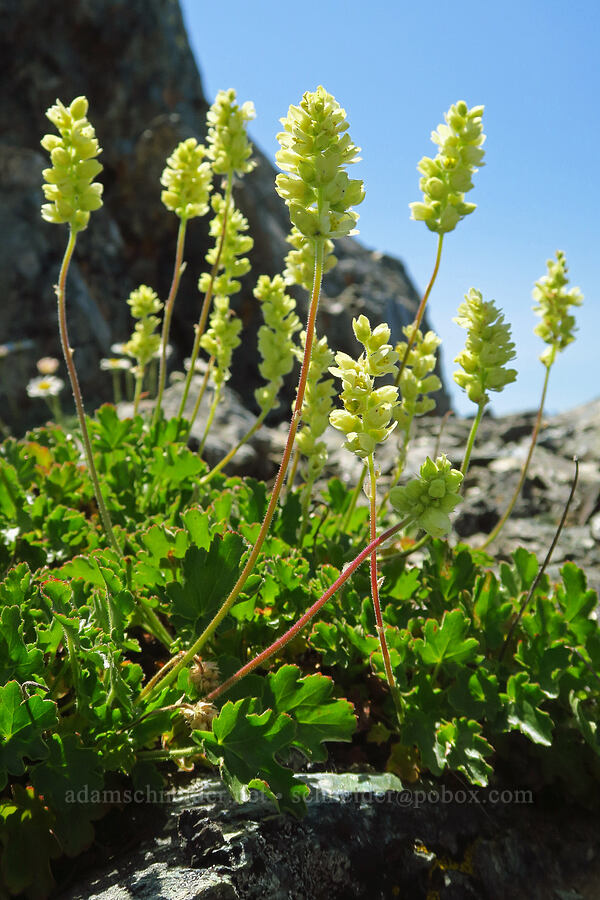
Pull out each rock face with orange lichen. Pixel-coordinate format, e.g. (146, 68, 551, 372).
(0, 0, 448, 433)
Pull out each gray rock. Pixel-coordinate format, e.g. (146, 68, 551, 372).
(56, 775, 600, 900)
(0, 0, 448, 434)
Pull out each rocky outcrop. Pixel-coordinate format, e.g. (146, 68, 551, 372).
(0, 0, 448, 434)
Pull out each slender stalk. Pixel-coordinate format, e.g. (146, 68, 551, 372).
(177, 176, 233, 425)
(460, 399, 487, 477)
(137, 239, 325, 704)
(206, 515, 413, 703)
(136, 746, 205, 762)
(480, 363, 552, 550)
(498, 456, 578, 662)
(285, 449, 301, 495)
(153, 218, 188, 426)
(395, 233, 444, 386)
(187, 357, 214, 434)
(133, 369, 144, 416)
(56, 230, 121, 556)
(197, 383, 222, 455)
(367, 454, 400, 714)
(199, 408, 268, 486)
(111, 371, 122, 405)
(341, 464, 367, 532)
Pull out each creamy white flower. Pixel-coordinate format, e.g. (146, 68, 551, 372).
(36, 356, 60, 375)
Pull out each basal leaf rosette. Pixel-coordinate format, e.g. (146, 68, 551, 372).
(160, 138, 212, 221)
(453, 289, 517, 405)
(206, 88, 255, 177)
(41, 96, 103, 233)
(533, 250, 583, 368)
(410, 101, 485, 235)
(275, 86, 365, 241)
(390, 455, 463, 538)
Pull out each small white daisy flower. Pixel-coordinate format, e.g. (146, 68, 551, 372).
(110, 342, 134, 357)
(100, 357, 133, 372)
(27, 375, 65, 398)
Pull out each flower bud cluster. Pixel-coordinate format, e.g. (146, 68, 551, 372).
(283, 227, 337, 292)
(206, 88, 255, 177)
(275, 86, 364, 241)
(329, 315, 399, 459)
(532, 251, 583, 368)
(198, 194, 253, 298)
(410, 101, 485, 235)
(189, 658, 221, 695)
(389, 455, 463, 538)
(453, 289, 517, 405)
(295, 333, 336, 481)
(394, 327, 442, 432)
(253, 275, 301, 413)
(200, 296, 242, 388)
(124, 285, 163, 372)
(160, 138, 212, 221)
(41, 96, 103, 233)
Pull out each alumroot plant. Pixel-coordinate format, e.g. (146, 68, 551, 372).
(37, 90, 585, 790)
(41, 96, 120, 556)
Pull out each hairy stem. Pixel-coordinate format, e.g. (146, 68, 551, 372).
(137, 239, 326, 704)
(461, 399, 487, 477)
(56, 229, 121, 556)
(199, 408, 268, 486)
(480, 362, 552, 550)
(395, 233, 444, 387)
(177, 176, 233, 427)
(198, 383, 222, 456)
(207, 515, 413, 702)
(153, 218, 188, 426)
(367, 454, 400, 714)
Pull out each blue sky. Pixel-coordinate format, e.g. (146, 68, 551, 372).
(180, 0, 597, 416)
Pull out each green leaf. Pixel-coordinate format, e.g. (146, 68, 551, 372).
(196, 698, 309, 814)
(265, 665, 356, 761)
(413, 609, 479, 669)
(167, 533, 246, 632)
(0, 682, 57, 790)
(448, 668, 501, 721)
(181, 507, 211, 550)
(514, 639, 571, 698)
(501, 672, 553, 745)
(0, 606, 45, 685)
(438, 718, 494, 786)
(29, 733, 105, 856)
(91, 404, 135, 452)
(569, 692, 600, 756)
(557, 562, 598, 644)
(0, 785, 61, 899)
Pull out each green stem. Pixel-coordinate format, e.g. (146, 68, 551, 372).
(460, 399, 487, 477)
(341, 463, 367, 532)
(137, 238, 326, 705)
(395, 233, 444, 387)
(187, 357, 214, 435)
(133, 368, 145, 416)
(206, 515, 413, 703)
(367, 454, 401, 717)
(136, 746, 205, 762)
(111, 371, 122, 406)
(199, 408, 268, 486)
(177, 176, 233, 426)
(153, 218, 188, 427)
(56, 229, 121, 557)
(479, 362, 552, 550)
(197, 383, 222, 456)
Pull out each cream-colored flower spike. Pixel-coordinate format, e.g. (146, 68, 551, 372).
(41, 96, 103, 233)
